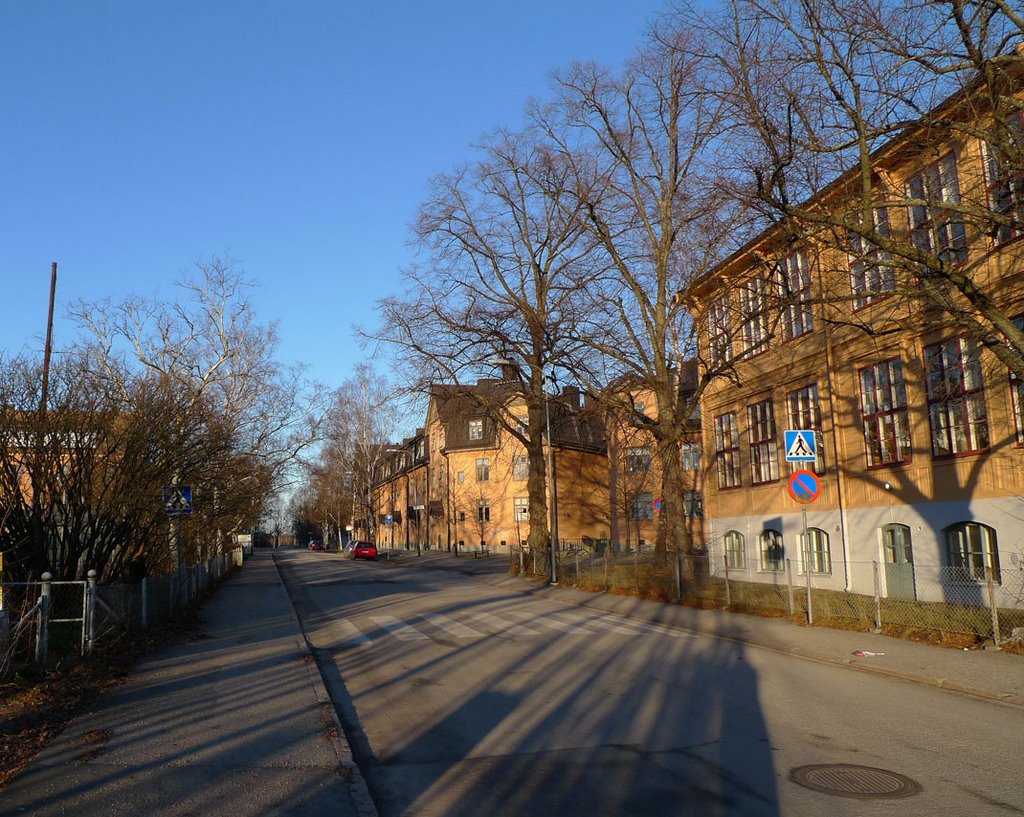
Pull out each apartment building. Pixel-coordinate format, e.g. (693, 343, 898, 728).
(605, 364, 705, 551)
(691, 83, 1024, 607)
(372, 378, 610, 553)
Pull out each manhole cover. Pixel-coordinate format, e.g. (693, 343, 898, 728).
(790, 764, 921, 799)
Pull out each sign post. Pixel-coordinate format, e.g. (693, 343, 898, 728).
(164, 486, 193, 603)
(786, 461, 820, 625)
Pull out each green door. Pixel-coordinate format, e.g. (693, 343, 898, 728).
(883, 525, 916, 600)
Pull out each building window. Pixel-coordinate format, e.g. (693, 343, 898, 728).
(476, 458, 491, 482)
(628, 492, 654, 521)
(714, 413, 741, 489)
(515, 415, 529, 436)
(980, 111, 1024, 245)
(469, 419, 484, 440)
(779, 251, 813, 339)
(859, 359, 912, 466)
(1010, 316, 1024, 445)
(625, 446, 652, 473)
(724, 530, 746, 570)
(513, 455, 529, 481)
(849, 207, 896, 309)
(786, 384, 825, 474)
(748, 398, 779, 485)
(634, 401, 646, 416)
(709, 295, 733, 366)
(924, 337, 989, 457)
(457, 470, 465, 484)
(684, 490, 703, 519)
(945, 522, 1000, 583)
(907, 152, 968, 265)
(681, 441, 701, 471)
(476, 499, 490, 523)
(740, 275, 770, 355)
(759, 529, 784, 572)
(802, 528, 831, 574)
(513, 496, 529, 521)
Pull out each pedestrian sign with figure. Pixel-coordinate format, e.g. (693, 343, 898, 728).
(784, 430, 817, 462)
(163, 485, 193, 515)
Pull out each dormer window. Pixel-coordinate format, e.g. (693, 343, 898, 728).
(468, 419, 483, 440)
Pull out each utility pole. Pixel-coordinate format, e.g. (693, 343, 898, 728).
(40, 262, 58, 415)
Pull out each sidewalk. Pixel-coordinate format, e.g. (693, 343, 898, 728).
(0, 551, 375, 817)
(388, 549, 1024, 707)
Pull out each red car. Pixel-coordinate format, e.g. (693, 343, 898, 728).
(308, 541, 325, 552)
(350, 542, 377, 561)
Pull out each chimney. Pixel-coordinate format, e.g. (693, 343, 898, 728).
(562, 386, 581, 411)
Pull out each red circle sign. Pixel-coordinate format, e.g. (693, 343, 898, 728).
(787, 470, 821, 504)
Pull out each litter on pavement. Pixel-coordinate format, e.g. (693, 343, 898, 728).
(852, 650, 885, 657)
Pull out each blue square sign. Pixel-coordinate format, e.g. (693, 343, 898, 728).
(784, 430, 817, 462)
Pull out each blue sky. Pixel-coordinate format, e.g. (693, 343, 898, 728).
(2, 1, 669, 390)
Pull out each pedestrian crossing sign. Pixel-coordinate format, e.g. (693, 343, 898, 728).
(784, 430, 816, 462)
(163, 485, 193, 515)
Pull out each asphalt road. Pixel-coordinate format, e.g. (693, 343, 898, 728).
(277, 550, 1024, 817)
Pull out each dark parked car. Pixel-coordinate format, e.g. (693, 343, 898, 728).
(350, 542, 377, 561)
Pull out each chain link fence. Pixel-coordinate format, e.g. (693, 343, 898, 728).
(522, 542, 1024, 648)
(1, 551, 239, 676)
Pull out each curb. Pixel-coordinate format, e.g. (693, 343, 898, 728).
(270, 553, 379, 817)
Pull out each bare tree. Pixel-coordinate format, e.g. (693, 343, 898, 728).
(534, 23, 750, 565)
(375, 128, 599, 556)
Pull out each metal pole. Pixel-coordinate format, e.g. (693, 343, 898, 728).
(786, 558, 795, 615)
(988, 568, 1001, 650)
(803, 505, 813, 625)
(86, 570, 97, 654)
(872, 560, 882, 631)
(36, 572, 52, 664)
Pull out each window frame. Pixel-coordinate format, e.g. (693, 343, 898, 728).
(681, 440, 701, 472)
(513, 496, 529, 522)
(724, 530, 746, 570)
(1009, 316, 1024, 445)
(906, 151, 968, 266)
(801, 528, 832, 575)
(625, 445, 652, 474)
(475, 457, 491, 482)
(924, 337, 989, 458)
(714, 412, 742, 490)
(512, 455, 529, 481)
(945, 522, 1000, 583)
(848, 207, 896, 309)
(980, 110, 1024, 246)
(476, 498, 490, 523)
(747, 397, 780, 485)
(739, 274, 770, 356)
(628, 491, 654, 521)
(779, 250, 813, 339)
(708, 294, 733, 366)
(468, 418, 484, 441)
(758, 529, 785, 573)
(859, 358, 913, 467)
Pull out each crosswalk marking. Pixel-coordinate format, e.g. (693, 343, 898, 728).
(341, 610, 695, 644)
(370, 615, 430, 640)
(330, 617, 371, 647)
(511, 611, 596, 635)
(418, 613, 484, 638)
(474, 611, 542, 636)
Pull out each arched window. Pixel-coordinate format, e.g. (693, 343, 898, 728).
(724, 531, 745, 570)
(802, 528, 831, 574)
(759, 529, 784, 572)
(945, 522, 1000, 582)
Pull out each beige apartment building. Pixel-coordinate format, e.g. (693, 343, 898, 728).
(372, 378, 610, 553)
(691, 83, 1024, 607)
